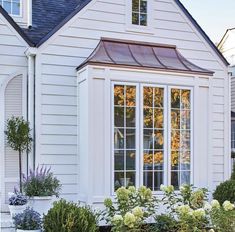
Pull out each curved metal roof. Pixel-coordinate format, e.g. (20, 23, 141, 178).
(77, 38, 214, 76)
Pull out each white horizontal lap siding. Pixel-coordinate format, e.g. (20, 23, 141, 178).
(231, 77, 235, 112)
(38, 0, 228, 197)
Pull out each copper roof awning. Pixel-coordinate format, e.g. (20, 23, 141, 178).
(77, 38, 214, 76)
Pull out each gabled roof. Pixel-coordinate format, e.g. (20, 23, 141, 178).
(77, 38, 214, 76)
(0, 0, 230, 66)
(23, 0, 91, 46)
(0, 6, 34, 46)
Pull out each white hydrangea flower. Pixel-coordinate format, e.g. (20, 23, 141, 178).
(124, 212, 136, 228)
(211, 200, 220, 209)
(112, 215, 123, 224)
(192, 208, 206, 219)
(223, 200, 235, 211)
(177, 205, 192, 215)
(160, 184, 167, 192)
(203, 202, 212, 211)
(132, 206, 144, 218)
(208, 229, 215, 232)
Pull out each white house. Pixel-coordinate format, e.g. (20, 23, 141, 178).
(0, 0, 231, 217)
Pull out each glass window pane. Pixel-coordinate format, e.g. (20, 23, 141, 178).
(171, 89, 180, 108)
(126, 86, 136, 106)
(181, 90, 191, 109)
(154, 88, 164, 108)
(140, 0, 147, 13)
(181, 130, 190, 150)
(3, 1, 11, 14)
(126, 172, 136, 187)
(132, 0, 139, 12)
(126, 107, 136, 128)
(114, 85, 124, 106)
(171, 130, 180, 150)
(140, 14, 147, 26)
(143, 87, 153, 107)
(181, 110, 190, 129)
(144, 108, 153, 128)
(126, 129, 136, 149)
(154, 171, 163, 191)
(171, 171, 179, 189)
(114, 172, 124, 190)
(114, 128, 124, 149)
(12, 2, 20, 15)
(171, 110, 180, 129)
(180, 171, 190, 185)
(132, 13, 139, 25)
(144, 129, 153, 150)
(154, 151, 163, 170)
(126, 151, 136, 170)
(143, 172, 153, 190)
(154, 108, 163, 128)
(180, 151, 190, 170)
(171, 151, 179, 170)
(114, 151, 124, 170)
(154, 130, 164, 149)
(114, 107, 124, 127)
(143, 150, 153, 170)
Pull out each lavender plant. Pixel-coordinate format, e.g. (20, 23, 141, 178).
(9, 187, 27, 206)
(13, 207, 42, 230)
(22, 166, 61, 197)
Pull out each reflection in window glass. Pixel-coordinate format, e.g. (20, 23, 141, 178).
(1, 0, 21, 15)
(143, 87, 164, 191)
(132, 0, 147, 26)
(114, 85, 136, 190)
(171, 89, 191, 189)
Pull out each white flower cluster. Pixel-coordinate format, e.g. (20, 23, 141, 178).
(177, 205, 206, 219)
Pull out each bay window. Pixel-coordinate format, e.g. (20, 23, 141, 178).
(112, 83, 192, 192)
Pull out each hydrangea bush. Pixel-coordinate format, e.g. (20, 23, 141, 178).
(102, 186, 157, 232)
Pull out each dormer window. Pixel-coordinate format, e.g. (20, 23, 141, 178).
(132, 0, 147, 26)
(1, 0, 21, 16)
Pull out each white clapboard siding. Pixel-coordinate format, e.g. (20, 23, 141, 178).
(231, 77, 235, 112)
(4, 76, 23, 203)
(37, 0, 228, 198)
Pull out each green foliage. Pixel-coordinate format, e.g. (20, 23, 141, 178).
(153, 214, 176, 232)
(5, 116, 32, 192)
(102, 186, 157, 232)
(43, 199, 98, 232)
(5, 116, 32, 153)
(213, 180, 235, 204)
(231, 162, 235, 180)
(23, 166, 61, 197)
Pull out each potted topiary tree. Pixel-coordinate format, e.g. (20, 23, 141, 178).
(5, 116, 33, 193)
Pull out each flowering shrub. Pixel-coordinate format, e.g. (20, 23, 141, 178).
(103, 186, 157, 232)
(22, 165, 61, 197)
(9, 187, 27, 206)
(13, 207, 41, 230)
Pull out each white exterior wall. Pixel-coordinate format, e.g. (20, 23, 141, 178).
(36, 0, 229, 200)
(0, 14, 28, 210)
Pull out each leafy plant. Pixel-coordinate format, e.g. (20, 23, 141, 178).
(5, 117, 32, 192)
(43, 199, 98, 232)
(102, 186, 157, 232)
(22, 166, 61, 197)
(9, 187, 27, 206)
(153, 214, 177, 232)
(13, 207, 41, 230)
(213, 180, 235, 204)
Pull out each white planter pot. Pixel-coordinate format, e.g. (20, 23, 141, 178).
(16, 230, 41, 232)
(28, 196, 53, 216)
(9, 204, 27, 218)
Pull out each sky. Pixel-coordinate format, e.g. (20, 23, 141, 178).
(180, 0, 235, 44)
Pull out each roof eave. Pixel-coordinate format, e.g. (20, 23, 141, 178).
(0, 6, 34, 47)
(175, 0, 229, 66)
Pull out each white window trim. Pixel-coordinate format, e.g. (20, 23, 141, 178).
(111, 82, 193, 194)
(125, 0, 154, 34)
(1, 0, 23, 17)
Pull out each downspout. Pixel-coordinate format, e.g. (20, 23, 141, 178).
(25, 48, 37, 171)
(27, 0, 32, 28)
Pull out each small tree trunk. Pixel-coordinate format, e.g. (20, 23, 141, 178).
(19, 149, 22, 193)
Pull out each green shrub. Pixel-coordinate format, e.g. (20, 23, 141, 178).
(153, 214, 176, 232)
(213, 180, 235, 204)
(43, 199, 98, 232)
(231, 162, 235, 180)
